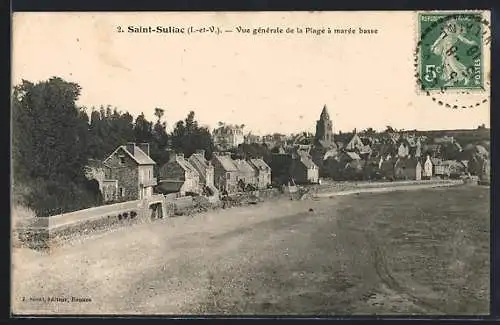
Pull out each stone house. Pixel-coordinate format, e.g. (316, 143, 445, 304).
(212, 152, 239, 193)
(244, 133, 262, 144)
(188, 149, 218, 196)
(157, 153, 200, 196)
(394, 157, 422, 180)
(234, 159, 257, 187)
(83, 159, 119, 202)
(248, 158, 272, 189)
(289, 152, 319, 184)
(103, 143, 157, 201)
(422, 155, 433, 179)
(212, 125, 245, 150)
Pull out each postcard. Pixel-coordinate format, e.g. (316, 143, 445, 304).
(11, 10, 491, 316)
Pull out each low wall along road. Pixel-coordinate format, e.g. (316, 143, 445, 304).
(15, 180, 467, 251)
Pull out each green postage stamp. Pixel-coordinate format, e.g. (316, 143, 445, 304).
(417, 12, 485, 91)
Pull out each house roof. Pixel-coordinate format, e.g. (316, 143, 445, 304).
(213, 154, 238, 172)
(345, 152, 361, 160)
(104, 145, 156, 165)
(249, 158, 270, 171)
(346, 134, 363, 150)
(188, 153, 209, 171)
(299, 156, 317, 169)
(295, 144, 312, 151)
(323, 148, 338, 160)
(176, 156, 199, 176)
(156, 180, 184, 193)
(234, 159, 256, 174)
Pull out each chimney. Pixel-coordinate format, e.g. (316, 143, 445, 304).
(196, 149, 205, 157)
(137, 143, 150, 157)
(176, 153, 184, 159)
(126, 142, 135, 156)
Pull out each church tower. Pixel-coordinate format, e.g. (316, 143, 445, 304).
(314, 105, 335, 147)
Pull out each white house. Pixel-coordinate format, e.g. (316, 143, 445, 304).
(422, 155, 433, 179)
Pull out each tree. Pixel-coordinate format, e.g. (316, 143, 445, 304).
(440, 142, 462, 160)
(12, 77, 100, 216)
(154, 107, 165, 122)
(364, 127, 376, 135)
(150, 108, 170, 167)
(12, 77, 89, 181)
(236, 143, 271, 160)
(171, 111, 214, 159)
(384, 126, 396, 133)
(134, 112, 154, 144)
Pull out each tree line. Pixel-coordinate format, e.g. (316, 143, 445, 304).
(12, 77, 214, 217)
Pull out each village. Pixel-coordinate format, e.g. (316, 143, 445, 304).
(83, 105, 491, 207)
(11, 10, 491, 316)
(13, 103, 491, 316)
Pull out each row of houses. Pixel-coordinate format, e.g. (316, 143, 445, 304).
(158, 150, 272, 196)
(85, 143, 272, 204)
(271, 148, 471, 184)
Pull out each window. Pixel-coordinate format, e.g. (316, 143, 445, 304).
(148, 170, 151, 179)
(119, 155, 126, 165)
(226, 172, 231, 180)
(120, 187, 125, 197)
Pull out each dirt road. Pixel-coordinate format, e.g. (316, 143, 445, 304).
(12, 185, 489, 316)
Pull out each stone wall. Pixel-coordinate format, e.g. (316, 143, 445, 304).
(106, 148, 140, 201)
(15, 196, 166, 251)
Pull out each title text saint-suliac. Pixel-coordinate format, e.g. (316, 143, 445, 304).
(127, 26, 186, 33)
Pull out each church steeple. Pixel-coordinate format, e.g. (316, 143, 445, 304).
(314, 105, 335, 148)
(320, 105, 330, 120)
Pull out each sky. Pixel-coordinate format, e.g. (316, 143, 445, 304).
(12, 11, 491, 135)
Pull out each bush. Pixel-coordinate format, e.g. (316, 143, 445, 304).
(12, 205, 36, 248)
(25, 178, 102, 217)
